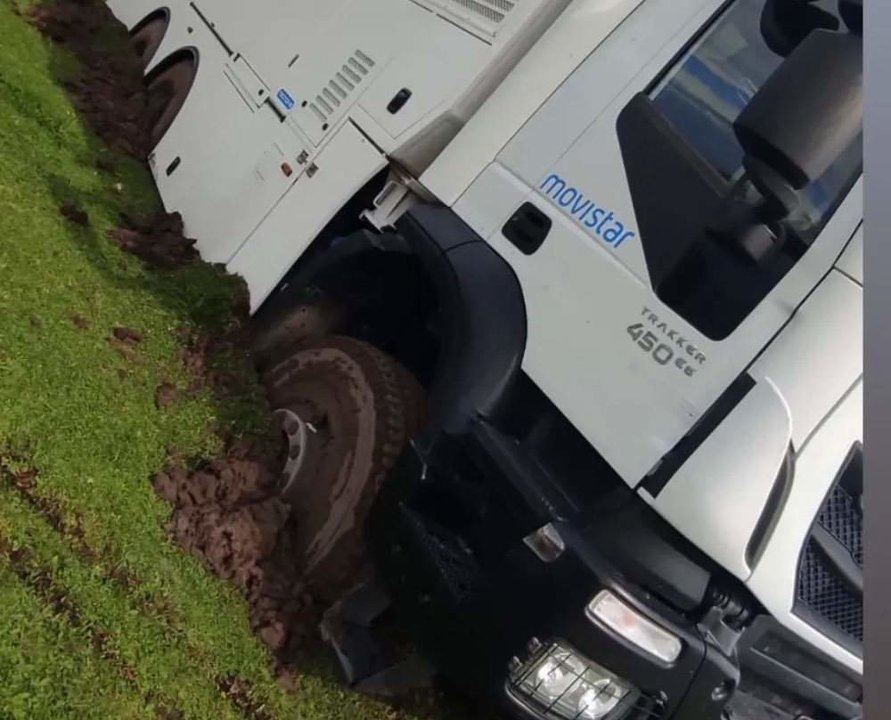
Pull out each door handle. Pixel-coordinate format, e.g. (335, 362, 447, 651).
(502, 202, 552, 255)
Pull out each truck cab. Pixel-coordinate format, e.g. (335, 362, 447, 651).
(109, 0, 864, 718)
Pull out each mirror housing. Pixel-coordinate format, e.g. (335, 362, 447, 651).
(734, 29, 862, 209)
(760, 0, 839, 57)
(839, 0, 863, 35)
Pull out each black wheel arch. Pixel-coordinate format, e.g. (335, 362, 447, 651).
(144, 45, 200, 86)
(256, 203, 528, 438)
(129, 6, 171, 36)
(394, 205, 528, 438)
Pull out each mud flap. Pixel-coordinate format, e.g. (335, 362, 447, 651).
(319, 576, 436, 697)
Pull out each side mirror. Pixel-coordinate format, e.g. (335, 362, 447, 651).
(760, 0, 839, 57)
(734, 29, 862, 214)
(840, 0, 863, 35)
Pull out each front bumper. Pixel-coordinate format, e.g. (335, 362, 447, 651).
(366, 427, 739, 720)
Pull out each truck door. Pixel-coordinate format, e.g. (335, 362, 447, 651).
(454, 0, 862, 485)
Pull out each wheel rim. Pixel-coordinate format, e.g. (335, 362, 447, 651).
(265, 337, 423, 597)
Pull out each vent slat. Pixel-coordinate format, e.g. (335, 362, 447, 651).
(336, 71, 355, 91)
(305, 50, 376, 130)
(415, 0, 518, 39)
(309, 103, 327, 122)
(322, 88, 340, 107)
(316, 95, 333, 114)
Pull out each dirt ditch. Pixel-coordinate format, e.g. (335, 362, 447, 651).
(0, 535, 183, 719)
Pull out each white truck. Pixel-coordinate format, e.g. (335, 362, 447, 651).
(110, 0, 864, 718)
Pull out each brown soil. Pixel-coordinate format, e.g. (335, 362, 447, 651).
(72, 315, 91, 330)
(152, 449, 318, 663)
(154, 382, 179, 410)
(26, 0, 150, 160)
(30, 0, 201, 272)
(60, 203, 89, 227)
(112, 326, 143, 344)
(108, 211, 199, 271)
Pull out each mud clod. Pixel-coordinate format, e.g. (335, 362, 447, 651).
(153, 450, 316, 661)
(112, 326, 143, 344)
(72, 315, 91, 330)
(108, 212, 199, 270)
(60, 203, 89, 227)
(216, 675, 276, 720)
(155, 382, 180, 410)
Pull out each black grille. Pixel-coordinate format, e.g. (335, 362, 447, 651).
(796, 541, 862, 643)
(796, 457, 863, 646)
(816, 484, 863, 566)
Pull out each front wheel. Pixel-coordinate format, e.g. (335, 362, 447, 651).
(263, 335, 425, 600)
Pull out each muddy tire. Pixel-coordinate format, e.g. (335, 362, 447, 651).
(145, 58, 195, 149)
(263, 336, 425, 600)
(251, 299, 346, 372)
(129, 16, 167, 71)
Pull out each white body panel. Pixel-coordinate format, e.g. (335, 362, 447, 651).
(421, 0, 646, 205)
(454, 0, 863, 484)
(836, 224, 864, 284)
(748, 269, 864, 451)
(145, 21, 310, 264)
(228, 122, 387, 311)
(747, 380, 863, 672)
(646, 378, 793, 581)
(115, 0, 576, 306)
(643, 268, 862, 671)
(108, 0, 863, 677)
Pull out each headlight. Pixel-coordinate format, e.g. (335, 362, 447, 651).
(508, 641, 633, 720)
(586, 591, 682, 664)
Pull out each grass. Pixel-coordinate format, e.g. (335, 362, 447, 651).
(0, 3, 454, 718)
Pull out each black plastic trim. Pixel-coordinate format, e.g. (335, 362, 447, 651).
(502, 202, 552, 256)
(737, 615, 862, 716)
(640, 374, 756, 496)
(793, 442, 863, 657)
(144, 45, 200, 87)
(188, 1, 234, 56)
(395, 205, 528, 437)
(367, 438, 737, 720)
(745, 443, 795, 568)
(129, 6, 171, 36)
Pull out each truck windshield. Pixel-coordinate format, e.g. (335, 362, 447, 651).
(649, 0, 862, 246)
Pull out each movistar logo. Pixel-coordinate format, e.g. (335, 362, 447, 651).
(539, 174, 636, 248)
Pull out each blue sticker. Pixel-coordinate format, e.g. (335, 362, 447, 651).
(277, 89, 296, 111)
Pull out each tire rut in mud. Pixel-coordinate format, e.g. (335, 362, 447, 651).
(0, 456, 279, 719)
(0, 535, 184, 720)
